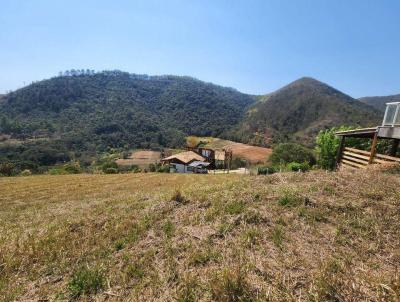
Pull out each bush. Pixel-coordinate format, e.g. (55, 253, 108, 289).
(270, 143, 316, 167)
(170, 190, 186, 204)
(230, 157, 247, 170)
(48, 167, 66, 175)
(148, 163, 157, 172)
(64, 161, 81, 174)
(20, 169, 32, 176)
(118, 164, 140, 173)
(104, 167, 118, 174)
(257, 166, 276, 175)
(287, 162, 310, 172)
(68, 267, 105, 298)
(157, 164, 170, 173)
(102, 161, 118, 173)
(0, 162, 15, 176)
(315, 128, 341, 170)
(148, 163, 170, 173)
(316, 126, 374, 170)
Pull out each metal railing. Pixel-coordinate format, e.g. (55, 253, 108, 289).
(382, 102, 400, 127)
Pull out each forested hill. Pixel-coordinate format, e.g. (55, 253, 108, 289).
(0, 70, 255, 167)
(359, 94, 400, 112)
(229, 77, 381, 146)
(0, 72, 384, 169)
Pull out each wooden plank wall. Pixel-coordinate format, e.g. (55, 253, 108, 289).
(340, 147, 400, 170)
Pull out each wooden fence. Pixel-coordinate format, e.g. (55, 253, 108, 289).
(340, 147, 400, 169)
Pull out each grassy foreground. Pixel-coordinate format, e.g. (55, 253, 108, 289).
(1, 171, 399, 301)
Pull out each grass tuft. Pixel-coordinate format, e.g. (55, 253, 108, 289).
(163, 219, 176, 238)
(68, 266, 105, 299)
(225, 201, 246, 215)
(210, 265, 255, 302)
(171, 189, 186, 204)
(271, 225, 285, 249)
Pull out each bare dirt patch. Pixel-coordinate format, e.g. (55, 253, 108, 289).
(116, 150, 161, 167)
(200, 137, 272, 163)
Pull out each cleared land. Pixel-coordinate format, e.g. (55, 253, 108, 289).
(116, 150, 162, 167)
(199, 137, 272, 163)
(1, 170, 400, 301)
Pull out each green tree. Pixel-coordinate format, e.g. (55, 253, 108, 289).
(315, 128, 341, 170)
(270, 143, 316, 167)
(315, 126, 363, 170)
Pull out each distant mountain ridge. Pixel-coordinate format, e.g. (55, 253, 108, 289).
(230, 77, 381, 146)
(359, 94, 400, 112)
(0, 72, 383, 167)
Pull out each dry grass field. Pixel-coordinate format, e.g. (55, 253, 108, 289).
(198, 137, 272, 163)
(1, 170, 399, 301)
(115, 150, 162, 167)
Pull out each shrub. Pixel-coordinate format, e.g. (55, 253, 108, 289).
(148, 163, 169, 173)
(0, 162, 15, 176)
(121, 151, 130, 159)
(186, 136, 200, 148)
(104, 167, 118, 174)
(170, 190, 186, 204)
(287, 162, 310, 172)
(118, 164, 139, 173)
(101, 161, 118, 173)
(270, 143, 316, 167)
(230, 157, 247, 170)
(64, 161, 81, 174)
(257, 165, 276, 175)
(48, 167, 66, 175)
(316, 126, 374, 170)
(315, 128, 341, 170)
(20, 169, 32, 176)
(68, 267, 105, 298)
(157, 164, 170, 173)
(148, 163, 157, 172)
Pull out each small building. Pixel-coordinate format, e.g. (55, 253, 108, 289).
(161, 151, 207, 173)
(335, 102, 400, 169)
(188, 161, 210, 173)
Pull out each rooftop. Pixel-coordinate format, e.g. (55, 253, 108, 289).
(335, 127, 377, 138)
(161, 151, 205, 164)
(189, 161, 210, 167)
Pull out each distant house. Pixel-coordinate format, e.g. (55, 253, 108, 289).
(161, 151, 209, 173)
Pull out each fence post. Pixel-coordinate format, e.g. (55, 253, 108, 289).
(369, 132, 378, 164)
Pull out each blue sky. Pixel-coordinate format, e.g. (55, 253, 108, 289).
(0, 0, 399, 97)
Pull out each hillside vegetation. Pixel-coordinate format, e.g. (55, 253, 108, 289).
(0, 73, 387, 170)
(231, 77, 381, 146)
(0, 71, 254, 168)
(359, 94, 400, 112)
(1, 170, 399, 301)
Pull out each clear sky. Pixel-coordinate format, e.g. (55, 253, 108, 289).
(0, 0, 399, 97)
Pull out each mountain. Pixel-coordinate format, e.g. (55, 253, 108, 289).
(359, 94, 400, 112)
(0, 70, 255, 167)
(0, 73, 383, 169)
(230, 77, 381, 146)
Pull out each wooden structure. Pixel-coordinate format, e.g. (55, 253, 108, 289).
(335, 102, 400, 169)
(186, 146, 232, 170)
(161, 151, 206, 173)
